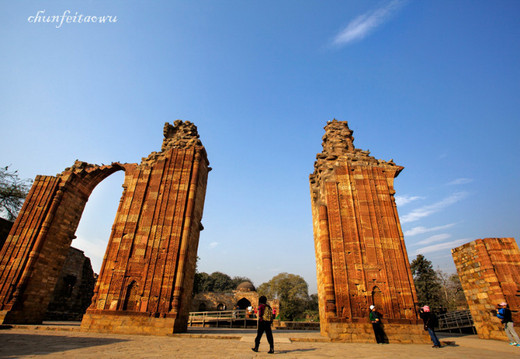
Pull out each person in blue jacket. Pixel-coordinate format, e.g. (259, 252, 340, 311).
(497, 302, 520, 346)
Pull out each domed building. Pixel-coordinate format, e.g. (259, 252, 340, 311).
(236, 281, 256, 292)
(190, 281, 279, 315)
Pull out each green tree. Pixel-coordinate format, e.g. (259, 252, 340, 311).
(257, 272, 309, 321)
(0, 166, 32, 220)
(302, 293, 320, 322)
(192, 271, 253, 294)
(436, 270, 468, 311)
(410, 254, 442, 307)
(192, 271, 210, 294)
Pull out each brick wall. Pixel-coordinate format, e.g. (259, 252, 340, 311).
(45, 247, 96, 321)
(452, 238, 520, 340)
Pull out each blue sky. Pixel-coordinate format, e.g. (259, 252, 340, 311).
(1, 1, 519, 294)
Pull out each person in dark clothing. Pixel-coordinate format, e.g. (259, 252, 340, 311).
(252, 296, 274, 354)
(369, 305, 386, 344)
(497, 302, 520, 346)
(419, 306, 441, 348)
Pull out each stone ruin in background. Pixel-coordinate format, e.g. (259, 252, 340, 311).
(452, 237, 520, 341)
(45, 247, 96, 321)
(310, 119, 428, 343)
(0, 120, 210, 335)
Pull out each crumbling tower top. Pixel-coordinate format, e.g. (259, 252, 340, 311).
(310, 119, 403, 190)
(321, 119, 355, 154)
(162, 120, 202, 151)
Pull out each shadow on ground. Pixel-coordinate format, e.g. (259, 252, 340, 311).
(0, 333, 127, 358)
(274, 348, 318, 354)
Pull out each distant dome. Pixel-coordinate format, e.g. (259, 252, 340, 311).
(236, 281, 256, 292)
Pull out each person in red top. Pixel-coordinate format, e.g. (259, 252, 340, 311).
(251, 296, 274, 354)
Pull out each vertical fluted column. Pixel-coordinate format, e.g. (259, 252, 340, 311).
(318, 205, 337, 316)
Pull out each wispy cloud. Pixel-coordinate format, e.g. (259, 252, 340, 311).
(416, 233, 452, 246)
(414, 238, 471, 255)
(447, 178, 473, 186)
(395, 195, 424, 207)
(209, 241, 219, 249)
(404, 223, 457, 237)
(332, 0, 406, 47)
(401, 192, 468, 224)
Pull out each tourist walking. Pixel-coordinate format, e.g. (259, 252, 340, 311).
(252, 296, 274, 354)
(497, 302, 520, 346)
(369, 305, 386, 344)
(419, 306, 441, 348)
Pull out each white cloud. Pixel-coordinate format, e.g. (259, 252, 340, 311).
(416, 233, 451, 246)
(414, 238, 471, 255)
(400, 192, 468, 224)
(404, 223, 457, 237)
(209, 241, 219, 249)
(447, 178, 473, 186)
(395, 195, 424, 207)
(332, 0, 406, 46)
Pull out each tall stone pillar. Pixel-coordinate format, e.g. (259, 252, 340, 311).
(81, 120, 210, 335)
(309, 119, 427, 343)
(452, 238, 520, 340)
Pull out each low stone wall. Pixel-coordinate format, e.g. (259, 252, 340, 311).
(274, 321, 320, 331)
(324, 322, 430, 343)
(80, 311, 181, 336)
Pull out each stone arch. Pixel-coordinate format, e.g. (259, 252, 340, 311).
(1, 121, 211, 335)
(0, 161, 128, 324)
(236, 297, 251, 310)
(122, 280, 139, 311)
(371, 286, 383, 310)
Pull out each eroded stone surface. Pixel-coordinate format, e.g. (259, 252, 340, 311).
(310, 119, 427, 343)
(452, 238, 520, 341)
(0, 121, 210, 336)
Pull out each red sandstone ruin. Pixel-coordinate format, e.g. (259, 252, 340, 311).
(309, 119, 428, 343)
(0, 120, 210, 335)
(452, 238, 520, 341)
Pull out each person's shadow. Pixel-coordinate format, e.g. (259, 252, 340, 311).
(273, 348, 317, 354)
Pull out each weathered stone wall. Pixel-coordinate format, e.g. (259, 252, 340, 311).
(81, 121, 210, 335)
(0, 163, 123, 324)
(309, 119, 427, 343)
(191, 290, 279, 314)
(45, 247, 96, 321)
(452, 238, 520, 340)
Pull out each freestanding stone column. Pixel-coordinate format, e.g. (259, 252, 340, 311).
(452, 238, 520, 341)
(309, 119, 427, 343)
(81, 120, 210, 335)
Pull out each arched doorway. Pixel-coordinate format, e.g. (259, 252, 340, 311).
(236, 298, 251, 310)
